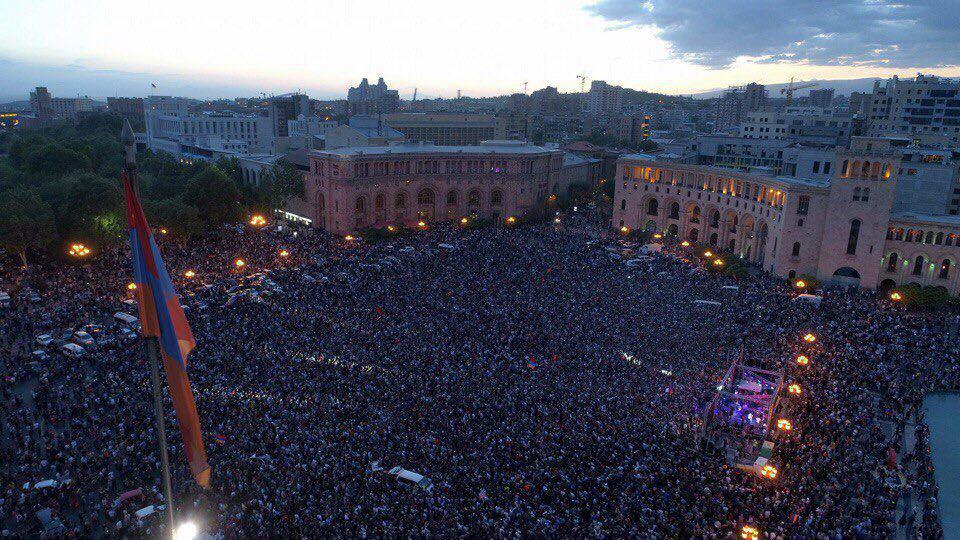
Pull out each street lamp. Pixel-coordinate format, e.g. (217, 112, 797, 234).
(506, 216, 517, 224)
(68, 243, 91, 258)
(795, 354, 809, 366)
(159, 228, 168, 235)
(703, 250, 713, 258)
(388, 225, 397, 232)
(890, 291, 902, 301)
(184, 270, 196, 278)
(788, 383, 802, 395)
(279, 249, 290, 258)
(653, 233, 663, 239)
(777, 418, 793, 431)
(741, 525, 760, 540)
(173, 521, 198, 540)
(249, 215, 267, 227)
(344, 235, 355, 242)
(760, 464, 778, 479)
(417, 220, 427, 228)
(620, 226, 629, 234)
(803, 333, 817, 343)
(460, 218, 468, 226)
(713, 258, 724, 267)
(126, 282, 137, 291)
(795, 280, 806, 289)
(234, 258, 245, 268)
(681, 241, 690, 247)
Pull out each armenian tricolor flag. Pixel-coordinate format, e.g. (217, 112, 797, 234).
(527, 357, 538, 370)
(213, 434, 227, 445)
(123, 171, 210, 488)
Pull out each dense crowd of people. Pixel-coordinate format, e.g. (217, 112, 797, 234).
(1, 219, 958, 538)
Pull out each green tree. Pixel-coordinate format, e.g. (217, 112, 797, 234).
(144, 198, 204, 239)
(0, 188, 56, 267)
(56, 172, 124, 245)
(183, 166, 241, 227)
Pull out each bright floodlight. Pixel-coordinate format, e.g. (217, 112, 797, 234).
(173, 521, 198, 540)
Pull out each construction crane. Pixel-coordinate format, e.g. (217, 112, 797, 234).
(780, 77, 818, 105)
(523, 81, 528, 95)
(577, 73, 589, 95)
(412, 88, 417, 102)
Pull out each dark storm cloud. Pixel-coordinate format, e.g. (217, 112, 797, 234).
(584, 0, 960, 69)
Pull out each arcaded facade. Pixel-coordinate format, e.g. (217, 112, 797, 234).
(613, 137, 960, 294)
(304, 141, 563, 233)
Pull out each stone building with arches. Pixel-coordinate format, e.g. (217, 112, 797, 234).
(304, 141, 563, 233)
(613, 136, 960, 295)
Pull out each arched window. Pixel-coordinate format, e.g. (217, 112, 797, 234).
(852, 161, 860, 177)
(887, 228, 895, 240)
(647, 199, 659, 216)
(862, 188, 870, 202)
(871, 162, 880, 178)
(691, 206, 701, 223)
(621, 199, 626, 211)
(791, 242, 801, 257)
(446, 190, 458, 205)
(906, 230, 914, 242)
(948, 234, 956, 247)
(853, 187, 861, 201)
(861, 161, 870, 177)
(940, 260, 951, 279)
(936, 232, 944, 245)
(913, 255, 924, 276)
(418, 188, 434, 205)
(669, 202, 680, 219)
(490, 190, 503, 206)
(395, 192, 407, 208)
(355, 196, 365, 213)
(375, 194, 385, 209)
(841, 160, 849, 177)
(887, 253, 898, 272)
(468, 189, 481, 206)
(846, 219, 861, 255)
(925, 231, 934, 244)
(709, 233, 718, 246)
(916, 230, 924, 243)
(711, 211, 720, 227)
(895, 229, 904, 240)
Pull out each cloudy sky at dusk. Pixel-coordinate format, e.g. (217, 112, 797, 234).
(0, 0, 957, 101)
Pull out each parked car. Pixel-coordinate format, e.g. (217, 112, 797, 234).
(36, 334, 54, 347)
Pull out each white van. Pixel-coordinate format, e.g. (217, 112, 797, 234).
(388, 466, 434, 492)
(73, 330, 95, 347)
(114, 312, 139, 327)
(61, 343, 85, 358)
(0, 291, 10, 307)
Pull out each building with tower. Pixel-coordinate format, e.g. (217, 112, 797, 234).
(347, 77, 400, 116)
(612, 136, 960, 294)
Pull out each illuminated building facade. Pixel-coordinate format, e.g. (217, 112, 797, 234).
(613, 136, 960, 294)
(304, 141, 563, 233)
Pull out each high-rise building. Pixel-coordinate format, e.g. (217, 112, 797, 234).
(383, 113, 503, 145)
(29, 87, 53, 123)
(743, 83, 767, 111)
(807, 89, 836, 109)
(586, 81, 623, 118)
(107, 97, 145, 124)
(268, 93, 311, 138)
(864, 73, 960, 146)
(347, 77, 400, 116)
(714, 87, 746, 133)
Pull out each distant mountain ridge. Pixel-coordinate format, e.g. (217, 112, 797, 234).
(689, 77, 887, 99)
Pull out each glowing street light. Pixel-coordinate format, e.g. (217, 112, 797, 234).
(803, 333, 817, 343)
(795, 280, 806, 289)
(795, 354, 809, 366)
(126, 282, 137, 291)
(506, 216, 517, 224)
(713, 258, 724, 266)
(760, 464, 778, 479)
(388, 225, 397, 232)
(653, 233, 663, 239)
(741, 525, 760, 540)
(159, 228, 168, 235)
(554, 217, 561, 224)
(279, 249, 290, 258)
(777, 418, 793, 431)
(788, 383, 802, 395)
(460, 218, 468, 225)
(620, 226, 629, 234)
(68, 243, 91, 257)
(890, 291, 902, 301)
(417, 220, 427, 228)
(703, 250, 713, 258)
(344, 235, 355, 242)
(184, 270, 196, 278)
(173, 521, 198, 540)
(681, 240, 690, 247)
(234, 258, 246, 268)
(249, 214, 267, 227)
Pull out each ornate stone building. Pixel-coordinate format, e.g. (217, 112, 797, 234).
(304, 141, 563, 233)
(613, 137, 960, 294)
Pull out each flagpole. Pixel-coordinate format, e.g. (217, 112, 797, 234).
(146, 336, 177, 532)
(122, 121, 176, 534)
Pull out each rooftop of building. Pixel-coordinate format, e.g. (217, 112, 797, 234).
(891, 212, 960, 227)
(562, 152, 601, 167)
(312, 140, 560, 158)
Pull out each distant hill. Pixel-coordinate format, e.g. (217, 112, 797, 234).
(690, 77, 886, 99)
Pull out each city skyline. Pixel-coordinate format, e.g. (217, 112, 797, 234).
(1, 0, 958, 102)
